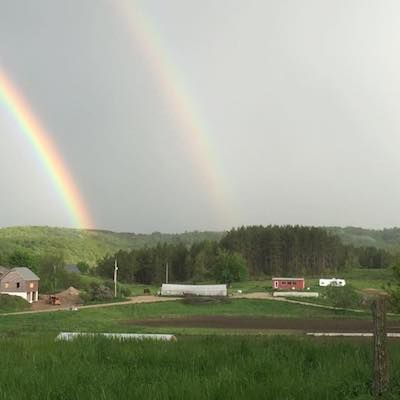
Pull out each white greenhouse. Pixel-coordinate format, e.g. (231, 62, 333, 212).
(161, 284, 227, 297)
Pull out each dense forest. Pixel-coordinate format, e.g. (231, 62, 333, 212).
(95, 226, 396, 285)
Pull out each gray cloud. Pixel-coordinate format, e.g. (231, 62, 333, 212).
(1, 0, 400, 232)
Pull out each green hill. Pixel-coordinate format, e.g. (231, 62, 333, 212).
(327, 226, 400, 250)
(0, 226, 224, 265)
(1, 225, 399, 267)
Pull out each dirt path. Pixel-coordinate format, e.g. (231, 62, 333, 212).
(125, 315, 400, 333)
(234, 292, 367, 313)
(0, 296, 178, 316)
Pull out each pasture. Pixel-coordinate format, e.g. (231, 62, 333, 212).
(1, 335, 400, 399)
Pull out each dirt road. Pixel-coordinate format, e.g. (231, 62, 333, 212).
(0, 296, 178, 316)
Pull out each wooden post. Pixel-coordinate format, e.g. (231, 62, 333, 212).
(372, 297, 389, 397)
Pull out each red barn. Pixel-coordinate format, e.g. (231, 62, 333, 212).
(272, 277, 305, 291)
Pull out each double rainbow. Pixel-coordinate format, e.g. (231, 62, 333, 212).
(115, 2, 235, 225)
(0, 67, 92, 229)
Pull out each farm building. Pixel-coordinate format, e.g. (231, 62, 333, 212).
(161, 284, 227, 297)
(319, 278, 346, 287)
(0, 267, 40, 303)
(272, 277, 305, 291)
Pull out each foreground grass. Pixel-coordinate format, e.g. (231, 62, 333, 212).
(0, 299, 373, 337)
(0, 335, 399, 400)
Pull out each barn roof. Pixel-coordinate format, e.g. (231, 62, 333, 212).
(272, 277, 304, 280)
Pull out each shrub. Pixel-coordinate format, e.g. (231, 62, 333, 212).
(82, 282, 113, 303)
(324, 285, 361, 309)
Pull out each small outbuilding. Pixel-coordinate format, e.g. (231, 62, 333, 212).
(161, 284, 227, 297)
(0, 267, 40, 303)
(272, 277, 305, 291)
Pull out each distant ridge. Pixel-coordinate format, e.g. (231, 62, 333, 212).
(0, 226, 224, 265)
(1, 225, 399, 265)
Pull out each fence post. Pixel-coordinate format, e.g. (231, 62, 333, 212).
(372, 297, 389, 397)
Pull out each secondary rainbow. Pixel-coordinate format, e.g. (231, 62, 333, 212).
(114, 2, 236, 225)
(0, 67, 93, 229)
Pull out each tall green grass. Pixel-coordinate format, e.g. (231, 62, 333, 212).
(0, 336, 399, 399)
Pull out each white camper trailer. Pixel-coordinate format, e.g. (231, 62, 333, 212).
(319, 278, 346, 287)
(161, 284, 227, 297)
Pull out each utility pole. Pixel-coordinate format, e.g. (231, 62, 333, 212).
(114, 258, 118, 298)
(165, 262, 169, 284)
(372, 297, 389, 397)
(53, 265, 56, 293)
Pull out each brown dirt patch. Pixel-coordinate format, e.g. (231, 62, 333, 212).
(124, 315, 400, 333)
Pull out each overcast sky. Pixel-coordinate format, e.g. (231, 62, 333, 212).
(1, 0, 400, 233)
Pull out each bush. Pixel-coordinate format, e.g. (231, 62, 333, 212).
(81, 282, 113, 303)
(324, 285, 361, 309)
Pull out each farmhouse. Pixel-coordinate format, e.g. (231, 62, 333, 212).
(161, 284, 227, 297)
(272, 277, 305, 291)
(0, 267, 40, 303)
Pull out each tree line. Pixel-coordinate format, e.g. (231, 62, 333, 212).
(95, 226, 396, 285)
(0, 226, 396, 288)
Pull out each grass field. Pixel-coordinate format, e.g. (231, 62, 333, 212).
(0, 335, 399, 400)
(0, 298, 375, 338)
(229, 268, 392, 294)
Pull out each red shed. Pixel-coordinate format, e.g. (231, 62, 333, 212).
(272, 277, 305, 291)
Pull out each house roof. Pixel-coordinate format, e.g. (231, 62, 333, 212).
(64, 264, 80, 274)
(0, 266, 9, 275)
(8, 267, 40, 281)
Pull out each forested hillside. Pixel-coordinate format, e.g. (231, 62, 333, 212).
(327, 227, 400, 250)
(0, 226, 224, 265)
(96, 226, 395, 285)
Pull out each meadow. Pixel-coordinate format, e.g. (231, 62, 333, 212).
(0, 298, 373, 337)
(0, 335, 399, 400)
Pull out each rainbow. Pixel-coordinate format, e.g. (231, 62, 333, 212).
(0, 67, 93, 229)
(114, 2, 235, 225)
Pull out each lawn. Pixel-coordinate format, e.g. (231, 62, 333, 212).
(229, 268, 392, 294)
(0, 335, 399, 399)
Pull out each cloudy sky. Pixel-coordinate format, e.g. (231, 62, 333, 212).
(1, 0, 400, 232)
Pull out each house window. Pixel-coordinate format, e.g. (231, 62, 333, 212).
(29, 282, 34, 289)
(4, 283, 9, 289)
(16, 282, 20, 288)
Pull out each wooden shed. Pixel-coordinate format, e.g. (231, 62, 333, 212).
(272, 277, 305, 291)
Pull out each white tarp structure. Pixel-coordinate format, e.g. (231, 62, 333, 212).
(56, 332, 176, 341)
(319, 278, 346, 287)
(161, 284, 227, 297)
